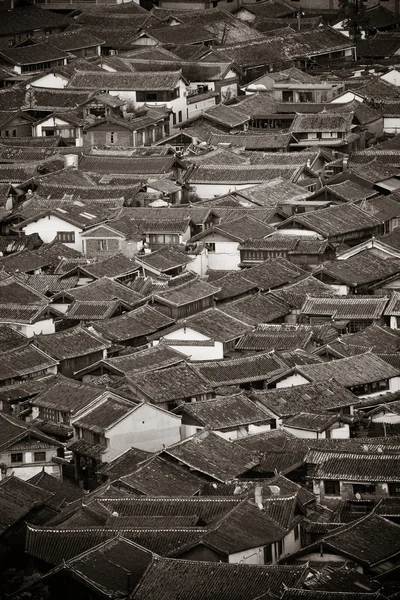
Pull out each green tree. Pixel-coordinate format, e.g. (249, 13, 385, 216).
(339, 0, 369, 44)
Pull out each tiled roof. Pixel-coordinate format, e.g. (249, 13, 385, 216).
(0, 344, 58, 383)
(73, 396, 136, 433)
(301, 295, 389, 320)
(318, 251, 400, 287)
(324, 179, 378, 202)
(79, 254, 140, 279)
(211, 271, 258, 302)
(253, 380, 360, 417)
(221, 292, 292, 325)
(384, 290, 400, 315)
(62, 277, 143, 306)
(189, 164, 300, 184)
(209, 132, 291, 150)
(236, 324, 314, 352)
(162, 430, 258, 482)
(154, 278, 220, 307)
(33, 326, 110, 360)
(182, 393, 271, 430)
(283, 412, 339, 432)
(119, 455, 203, 496)
(313, 452, 400, 482)
(289, 203, 381, 237)
(0, 5, 70, 35)
(133, 556, 306, 600)
(79, 154, 179, 176)
(195, 351, 288, 387)
(92, 345, 183, 378)
(316, 512, 400, 567)
(298, 352, 400, 387)
(68, 70, 182, 91)
(290, 112, 353, 134)
(64, 299, 122, 321)
(0, 476, 54, 536)
(98, 446, 151, 479)
(27, 471, 84, 508)
(93, 305, 174, 343)
(281, 591, 380, 600)
(128, 362, 212, 404)
(31, 377, 104, 414)
(161, 308, 250, 343)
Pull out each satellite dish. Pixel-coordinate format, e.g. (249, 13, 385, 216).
(377, 446, 383, 453)
(257, 502, 263, 510)
(355, 493, 361, 500)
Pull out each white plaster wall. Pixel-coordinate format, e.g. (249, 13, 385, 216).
(283, 528, 301, 558)
(101, 403, 181, 459)
(275, 374, 310, 388)
(372, 413, 400, 424)
(191, 183, 254, 199)
(8, 318, 55, 337)
(164, 342, 223, 361)
(208, 242, 240, 270)
(31, 73, 69, 88)
(384, 117, 400, 134)
(23, 215, 83, 252)
(283, 427, 321, 439)
(188, 97, 216, 119)
(330, 91, 360, 103)
(3, 463, 61, 481)
(229, 546, 265, 565)
(330, 423, 350, 438)
(381, 70, 400, 87)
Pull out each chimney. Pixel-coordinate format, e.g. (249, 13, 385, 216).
(342, 157, 349, 171)
(255, 485, 263, 508)
(269, 485, 281, 496)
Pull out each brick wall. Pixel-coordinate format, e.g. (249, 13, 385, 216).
(85, 238, 121, 259)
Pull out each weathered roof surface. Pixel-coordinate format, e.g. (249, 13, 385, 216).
(0, 411, 61, 452)
(58, 537, 155, 595)
(162, 430, 257, 482)
(209, 131, 291, 150)
(73, 396, 136, 433)
(236, 324, 314, 352)
(128, 362, 212, 404)
(332, 323, 400, 354)
(313, 452, 400, 482)
(301, 295, 389, 320)
(68, 70, 182, 91)
(137, 246, 192, 273)
(27, 471, 84, 508)
(154, 278, 220, 307)
(314, 512, 400, 567)
(289, 203, 381, 237)
(283, 412, 339, 432)
(90, 345, 183, 378)
(0, 42, 66, 67)
(0, 476, 54, 535)
(133, 557, 305, 600)
(161, 308, 251, 343)
(253, 380, 360, 417)
(195, 351, 287, 387)
(298, 352, 400, 387)
(64, 299, 122, 321)
(0, 344, 58, 382)
(272, 276, 337, 310)
(93, 305, 175, 343)
(33, 326, 110, 360)
(324, 179, 378, 202)
(62, 277, 143, 306)
(290, 112, 353, 134)
(31, 377, 104, 414)
(0, 324, 28, 353)
(221, 293, 292, 325)
(384, 290, 400, 315)
(281, 591, 380, 600)
(0, 275, 47, 306)
(189, 164, 300, 184)
(240, 236, 329, 255)
(78, 254, 140, 279)
(98, 446, 151, 480)
(79, 153, 179, 176)
(119, 455, 204, 496)
(318, 251, 400, 287)
(0, 5, 70, 35)
(182, 393, 270, 430)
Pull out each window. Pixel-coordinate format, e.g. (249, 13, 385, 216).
(353, 484, 376, 495)
(308, 133, 318, 139)
(178, 110, 182, 123)
(263, 544, 272, 564)
(98, 240, 109, 251)
(34, 451, 46, 462)
(110, 131, 116, 144)
(324, 480, 340, 495)
(321, 132, 338, 139)
(205, 243, 216, 252)
(11, 453, 23, 463)
(12, 129, 16, 137)
(389, 483, 400, 497)
(294, 524, 299, 541)
(57, 231, 75, 243)
(274, 539, 283, 559)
